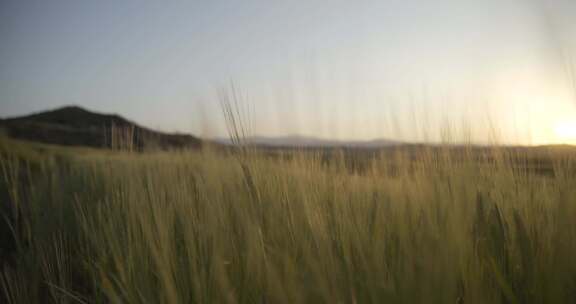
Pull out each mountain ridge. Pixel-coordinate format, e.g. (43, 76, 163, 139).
(215, 135, 402, 148)
(0, 106, 202, 150)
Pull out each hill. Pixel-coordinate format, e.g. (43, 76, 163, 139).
(0, 106, 202, 150)
(216, 135, 401, 148)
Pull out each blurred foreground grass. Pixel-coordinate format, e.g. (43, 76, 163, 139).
(1, 135, 576, 303)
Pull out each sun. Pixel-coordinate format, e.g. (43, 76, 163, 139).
(554, 121, 576, 143)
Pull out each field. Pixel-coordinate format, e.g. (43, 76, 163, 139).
(1, 136, 576, 303)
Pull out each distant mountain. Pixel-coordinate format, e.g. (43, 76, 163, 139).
(216, 135, 401, 148)
(0, 106, 202, 150)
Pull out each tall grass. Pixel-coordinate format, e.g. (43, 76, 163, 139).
(1, 137, 576, 303)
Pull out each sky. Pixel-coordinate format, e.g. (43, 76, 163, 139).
(1, 0, 576, 144)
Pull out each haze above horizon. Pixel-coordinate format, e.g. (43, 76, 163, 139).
(1, 0, 576, 145)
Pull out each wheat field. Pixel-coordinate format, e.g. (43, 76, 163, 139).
(1, 136, 576, 303)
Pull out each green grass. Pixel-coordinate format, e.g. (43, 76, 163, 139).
(1, 137, 576, 303)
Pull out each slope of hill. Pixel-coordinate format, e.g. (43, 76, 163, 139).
(0, 106, 202, 150)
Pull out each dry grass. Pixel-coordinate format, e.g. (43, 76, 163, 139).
(0, 138, 576, 303)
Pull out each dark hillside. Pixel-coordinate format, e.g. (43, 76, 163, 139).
(0, 106, 202, 150)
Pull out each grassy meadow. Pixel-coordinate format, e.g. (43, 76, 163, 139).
(1, 135, 576, 303)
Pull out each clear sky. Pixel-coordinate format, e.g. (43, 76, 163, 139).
(1, 0, 575, 144)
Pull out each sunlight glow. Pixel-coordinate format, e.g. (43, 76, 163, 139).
(554, 121, 576, 143)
